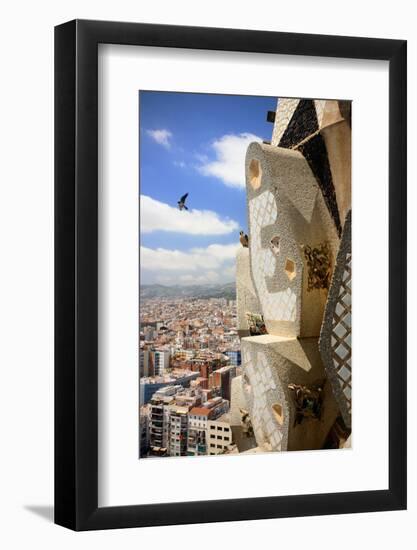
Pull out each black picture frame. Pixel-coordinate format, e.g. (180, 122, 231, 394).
(55, 19, 407, 531)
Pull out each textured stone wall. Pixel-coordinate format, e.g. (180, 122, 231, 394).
(245, 142, 339, 338)
(241, 335, 339, 451)
(229, 375, 248, 426)
(236, 247, 262, 336)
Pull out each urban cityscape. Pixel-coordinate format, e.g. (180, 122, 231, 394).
(139, 293, 251, 457)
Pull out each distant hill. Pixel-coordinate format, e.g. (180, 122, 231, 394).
(140, 282, 236, 301)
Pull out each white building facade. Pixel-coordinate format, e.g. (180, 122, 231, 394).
(207, 414, 233, 455)
(152, 349, 171, 376)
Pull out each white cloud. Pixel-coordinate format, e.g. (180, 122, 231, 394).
(197, 133, 261, 188)
(156, 272, 221, 285)
(141, 243, 239, 272)
(177, 271, 220, 285)
(223, 264, 236, 279)
(140, 195, 238, 235)
(146, 128, 172, 149)
(141, 242, 238, 285)
(173, 160, 186, 168)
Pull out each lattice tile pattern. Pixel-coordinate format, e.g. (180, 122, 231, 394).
(319, 211, 351, 428)
(249, 191, 297, 322)
(331, 253, 352, 411)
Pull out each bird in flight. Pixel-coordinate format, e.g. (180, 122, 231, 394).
(239, 231, 249, 248)
(178, 193, 189, 211)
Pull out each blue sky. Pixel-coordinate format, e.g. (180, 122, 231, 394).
(139, 91, 277, 285)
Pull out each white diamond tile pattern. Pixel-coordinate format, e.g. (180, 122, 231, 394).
(314, 100, 326, 128)
(242, 346, 283, 451)
(331, 253, 352, 413)
(249, 191, 296, 322)
(271, 98, 300, 146)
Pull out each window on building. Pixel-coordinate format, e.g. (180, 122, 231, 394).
(217, 435, 222, 440)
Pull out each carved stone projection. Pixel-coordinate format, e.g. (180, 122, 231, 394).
(302, 242, 332, 291)
(245, 142, 339, 338)
(241, 336, 339, 452)
(288, 381, 325, 426)
(240, 409, 254, 438)
(319, 211, 352, 428)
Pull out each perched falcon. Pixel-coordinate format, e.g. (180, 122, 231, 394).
(177, 193, 189, 211)
(239, 231, 249, 248)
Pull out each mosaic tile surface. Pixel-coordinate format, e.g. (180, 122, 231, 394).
(271, 98, 300, 146)
(319, 211, 352, 427)
(331, 253, 352, 408)
(298, 133, 342, 236)
(248, 190, 297, 322)
(279, 99, 319, 149)
(241, 345, 285, 451)
(236, 247, 262, 333)
(271, 97, 343, 236)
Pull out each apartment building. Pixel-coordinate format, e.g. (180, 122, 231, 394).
(225, 349, 241, 367)
(148, 385, 180, 451)
(210, 365, 236, 402)
(139, 348, 151, 378)
(207, 414, 234, 455)
(167, 405, 189, 457)
(139, 405, 150, 457)
(152, 349, 171, 376)
(187, 407, 212, 456)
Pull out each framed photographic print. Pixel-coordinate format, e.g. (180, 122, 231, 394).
(55, 20, 407, 530)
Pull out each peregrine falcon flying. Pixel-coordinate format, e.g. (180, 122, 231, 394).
(178, 193, 189, 211)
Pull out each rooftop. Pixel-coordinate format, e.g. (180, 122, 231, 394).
(212, 413, 231, 424)
(190, 407, 212, 417)
(140, 370, 198, 385)
(213, 365, 235, 374)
